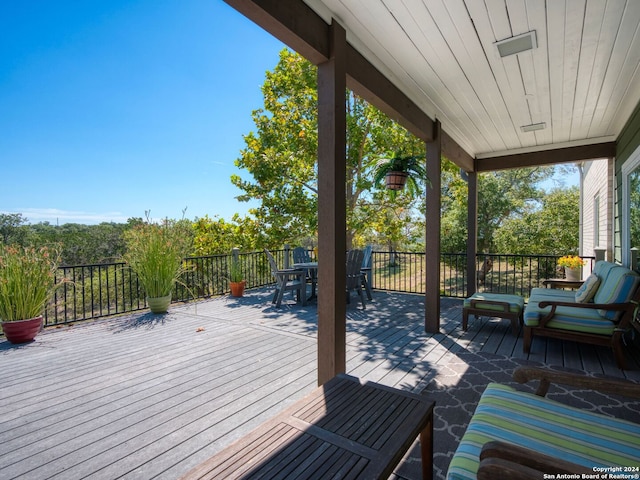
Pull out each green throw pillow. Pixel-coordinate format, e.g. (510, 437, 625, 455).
(575, 273, 600, 303)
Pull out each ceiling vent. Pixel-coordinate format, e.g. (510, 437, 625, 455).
(520, 122, 546, 133)
(495, 31, 537, 57)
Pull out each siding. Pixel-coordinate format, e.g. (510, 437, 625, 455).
(581, 158, 612, 260)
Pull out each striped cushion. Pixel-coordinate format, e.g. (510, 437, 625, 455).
(591, 265, 640, 320)
(593, 260, 619, 279)
(463, 293, 524, 314)
(447, 383, 640, 480)
(574, 273, 600, 303)
(523, 288, 615, 335)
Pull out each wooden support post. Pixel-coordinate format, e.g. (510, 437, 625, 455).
(425, 120, 441, 333)
(317, 20, 347, 386)
(466, 171, 478, 297)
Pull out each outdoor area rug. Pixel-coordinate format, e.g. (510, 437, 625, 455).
(393, 350, 640, 480)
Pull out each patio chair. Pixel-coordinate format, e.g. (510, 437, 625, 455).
(265, 249, 307, 308)
(361, 245, 373, 300)
(292, 246, 313, 282)
(447, 366, 640, 479)
(523, 260, 640, 369)
(346, 249, 366, 309)
(292, 246, 312, 264)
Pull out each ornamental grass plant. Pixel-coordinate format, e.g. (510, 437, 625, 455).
(0, 244, 61, 322)
(228, 256, 244, 283)
(123, 219, 193, 299)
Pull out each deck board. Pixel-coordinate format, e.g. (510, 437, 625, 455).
(1, 288, 639, 480)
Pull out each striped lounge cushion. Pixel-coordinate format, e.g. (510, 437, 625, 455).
(446, 383, 640, 480)
(592, 264, 640, 320)
(463, 293, 524, 314)
(523, 288, 615, 335)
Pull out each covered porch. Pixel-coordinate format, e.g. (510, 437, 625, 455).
(2, 291, 639, 480)
(222, 0, 640, 384)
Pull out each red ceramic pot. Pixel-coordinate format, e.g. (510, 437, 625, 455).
(1, 316, 43, 344)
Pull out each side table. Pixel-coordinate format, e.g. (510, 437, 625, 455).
(181, 374, 435, 480)
(542, 278, 584, 290)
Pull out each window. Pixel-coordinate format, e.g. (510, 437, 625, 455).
(622, 146, 640, 265)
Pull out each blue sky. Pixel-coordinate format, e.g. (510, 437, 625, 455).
(0, 1, 285, 225)
(1, 2, 579, 226)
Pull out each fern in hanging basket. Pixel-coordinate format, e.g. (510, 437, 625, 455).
(372, 153, 429, 197)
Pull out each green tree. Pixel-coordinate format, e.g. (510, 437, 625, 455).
(0, 213, 28, 245)
(494, 187, 580, 255)
(440, 166, 559, 253)
(27, 221, 130, 265)
(233, 48, 426, 249)
(191, 214, 264, 255)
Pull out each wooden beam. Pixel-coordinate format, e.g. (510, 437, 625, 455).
(317, 20, 347, 386)
(224, 0, 437, 142)
(346, 47, 434, 141)
(223, 0, 329, 64)
(476, 142, 616, 171)
(442, 130, 474, 172)
(425, 120, 442, 333)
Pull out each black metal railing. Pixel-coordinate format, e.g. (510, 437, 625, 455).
(368, 251, 595, 298)
(35, 250, 595, 328)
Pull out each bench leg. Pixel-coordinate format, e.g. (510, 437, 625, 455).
(612, 332, 626, 369)
(420, 414, 433, 480)
(509, 314, 519, 336)
(523, 327, 532, 353)
(462, 309, 469, 331)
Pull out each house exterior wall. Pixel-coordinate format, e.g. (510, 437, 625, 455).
(615, 99, 640, 264)
(581, 158, 613, 260)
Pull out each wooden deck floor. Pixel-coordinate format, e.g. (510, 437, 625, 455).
(1, 289, 639, 480)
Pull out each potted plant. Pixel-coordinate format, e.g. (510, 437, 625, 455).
(228, 255, 246, 297)
(123, 218, 193, 313)
(0, 244, 62, 343)
(557, 255, 586, 281)
(372, 153, 428, 195)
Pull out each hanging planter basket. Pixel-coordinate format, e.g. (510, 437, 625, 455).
(385, 171, 408, 190)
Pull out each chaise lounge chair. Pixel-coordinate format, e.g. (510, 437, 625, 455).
(447, 366, 640, 479)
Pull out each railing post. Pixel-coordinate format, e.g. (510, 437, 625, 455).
(594, 247, 606, 263)
(232, 247, 240, 262)
(631, 247, 639, 271)
(284, 244, 290, 269)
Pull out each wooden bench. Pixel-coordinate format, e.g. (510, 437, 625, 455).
(462, 292, 524, 335)
(180, 374, 434, 480)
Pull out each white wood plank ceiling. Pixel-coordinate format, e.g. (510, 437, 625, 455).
(304, 0, 640, 160)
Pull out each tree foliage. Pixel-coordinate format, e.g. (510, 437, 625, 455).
(191, 214, 265, 255)
(440, 166, 562, 253)
(232, 48, 426, 250)
(494, 187, 580, 255)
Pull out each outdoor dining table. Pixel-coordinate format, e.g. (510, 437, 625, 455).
(293, 261, 318, 299)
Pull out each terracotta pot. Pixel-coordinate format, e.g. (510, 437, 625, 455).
(146, 295, 171, 314)
(1, 316, 43, 344)
(385, 171, 408, 190)
(230, 281, 246, 297)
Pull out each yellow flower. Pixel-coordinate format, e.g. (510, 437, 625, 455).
(557, 255, 586, 269)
